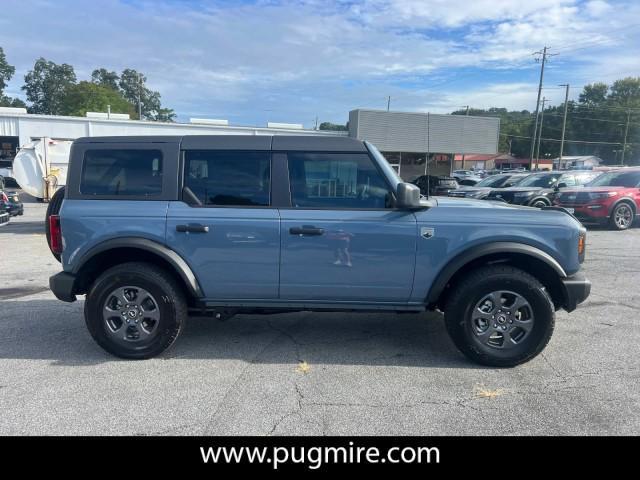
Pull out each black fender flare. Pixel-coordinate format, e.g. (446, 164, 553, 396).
(425, 242, 567, 304)
(72, 237, 203, 297)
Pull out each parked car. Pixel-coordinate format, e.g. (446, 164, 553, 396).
(47, 135, 590, 367)
(411, 175, 459, 196)
(485, 171, 600, 208)
(0, 199, 9, 227)
(448, 173, 529, 199)
(452, 170, 483, 185)
(0, 190, 24, 216)
(554, 168, 640, 230)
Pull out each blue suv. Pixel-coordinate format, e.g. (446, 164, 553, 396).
(48, 136, 590, 366)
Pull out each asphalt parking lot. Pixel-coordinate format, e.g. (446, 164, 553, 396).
(0, 197, 639, 436)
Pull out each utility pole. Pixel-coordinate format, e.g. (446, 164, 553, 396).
(621, 109, 631, 165)
(314, 116, 318, 130)
(558, 84, 570, 170)
(535, 97, 547, 170)
(529, 47, 557, 169)
(386, 96, 391, 111)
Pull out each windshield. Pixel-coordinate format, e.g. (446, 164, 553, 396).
(587, 170, 640, 188)
(475, 175, 511, 187)
(517, 173, 561, 188)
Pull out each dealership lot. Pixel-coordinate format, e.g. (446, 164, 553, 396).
(0, 198, 638, 435)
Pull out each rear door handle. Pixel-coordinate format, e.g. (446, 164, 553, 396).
(289, 226, 324, 236)
(176, 223, 209, 233)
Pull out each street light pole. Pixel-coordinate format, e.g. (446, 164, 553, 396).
(558, 84, 570, 170)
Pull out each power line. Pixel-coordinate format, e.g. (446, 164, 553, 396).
(501, 133, 637, 145)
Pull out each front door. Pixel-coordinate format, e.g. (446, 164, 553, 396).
(279, 151, 417, 303)
(167, 149, 280, 300)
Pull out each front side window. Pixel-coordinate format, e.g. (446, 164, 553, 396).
(81, 149, 163, 196)
(184, 150, 271, 206)
(288, 152, 392, 209)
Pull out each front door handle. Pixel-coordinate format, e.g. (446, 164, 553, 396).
(289, 226, 324, 236)
(176, 223, 209, 233)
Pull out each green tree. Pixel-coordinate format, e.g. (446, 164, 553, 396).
(0, 47, 15, 93)
(319, 121, 348, 131)
(91, 68, 119, 91)
(119, 68, 174, 121)
(578, 82, 608, 106)
(0, 46, 26, 108)
(61, 81, 135, 117)
(22, 58, 77, 114)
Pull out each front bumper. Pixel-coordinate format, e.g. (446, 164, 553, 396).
(49, 271, 77, 302)
(560, 272, 591, 312)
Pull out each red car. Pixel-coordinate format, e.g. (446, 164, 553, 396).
(554, 168, 640, 230)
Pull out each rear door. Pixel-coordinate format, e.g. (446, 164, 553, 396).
(278, 150, 417, 303)
(166, 138, 280, 300)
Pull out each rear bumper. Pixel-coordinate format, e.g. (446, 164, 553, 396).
(49, 271, 77, 302)
(560, 272, 591, 312)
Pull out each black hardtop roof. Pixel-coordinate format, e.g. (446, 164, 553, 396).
(73, 135, 367, 152)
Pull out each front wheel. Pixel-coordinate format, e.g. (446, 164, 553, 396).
(530, 198, 550, 208)
(444, 265, 555, 367)
(609, 203, 634, 230)
(84, 262, 187, 359)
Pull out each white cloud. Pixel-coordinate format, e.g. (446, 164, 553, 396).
(0, 0, 637, 125)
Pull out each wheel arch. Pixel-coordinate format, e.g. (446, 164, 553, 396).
(608, 197, 637, 217)
(426, 242, 567, 310)
(71, 237, 203, 300)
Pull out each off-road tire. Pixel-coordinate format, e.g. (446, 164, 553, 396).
(85, 262, 187, 359)
(444, 265, 555, 367)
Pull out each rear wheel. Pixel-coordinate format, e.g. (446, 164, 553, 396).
(45, 186, 66, 261)
(84, 262, 187, 359)
(609, 202, 634, 230)
(444, 265, 555, 367)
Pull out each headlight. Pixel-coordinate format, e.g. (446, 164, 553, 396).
(467, 191, 485, 198)
(589, 191, 618, 200)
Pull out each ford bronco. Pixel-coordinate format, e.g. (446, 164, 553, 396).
(47, 135, 590, 366)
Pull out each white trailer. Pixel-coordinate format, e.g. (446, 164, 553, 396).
(12, 138, 72, 200)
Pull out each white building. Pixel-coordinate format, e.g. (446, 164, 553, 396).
(0, 107, 500, 182)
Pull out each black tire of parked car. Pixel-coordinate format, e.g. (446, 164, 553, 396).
(444, 265, 555, 367)
(609, 202, 635, 231)
(45, 186, 65, 262)
(85, 262, 187, 359)
(530, 197, 550, 208)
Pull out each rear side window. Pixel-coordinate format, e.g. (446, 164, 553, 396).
(184, 150, 271, 206)
(81, 149, 163, 196)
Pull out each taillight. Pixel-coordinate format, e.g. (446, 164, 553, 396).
(49, 215, 63, 254)
(0, 192, 8, 203)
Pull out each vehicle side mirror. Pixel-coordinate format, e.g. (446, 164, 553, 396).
(396, 182, 422, 209)
(556, 182, 567, 190)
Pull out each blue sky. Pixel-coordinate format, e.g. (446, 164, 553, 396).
(1, 0, 638, 127)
